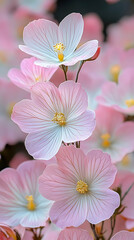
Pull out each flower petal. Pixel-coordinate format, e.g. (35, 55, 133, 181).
(58, 227, 93, 240)
(20, 19, 59, 60)
(87, 189, 120, 224)
(59, 81, 88, 120)
(87, 150, 117, 189)
(63, 40, 98, 66)
(62, 110, 96, 143)
(59, 13, 84, 57)
(25, 126, 62, 160)
(50, 196, 88, 228)
(39, 164, 77, 201)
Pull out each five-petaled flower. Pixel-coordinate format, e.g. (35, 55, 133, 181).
(19, 13, 98, 67)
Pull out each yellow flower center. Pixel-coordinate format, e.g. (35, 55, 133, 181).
(121, 155, 131, 166)
(76, 180, 88, 194)
(125, 99, 134, 108)
(53, 43, 65, 62)
(52, 112, 66, 126)
(110, 64, 121, 83)
(35, 76, 40, 82)
(101, 133, 111, 148)
(26, 195, 36, 211)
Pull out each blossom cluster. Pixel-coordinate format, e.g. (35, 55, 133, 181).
(0, 1, 134, 240)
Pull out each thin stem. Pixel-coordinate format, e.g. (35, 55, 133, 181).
(121, 182, 134, 201)
(108, 217, 116, 240)
(90, 224, 99, 240)
(75, 61, 84, 83)
(61, 65, 68, 81)
(75, 141, 80, 148)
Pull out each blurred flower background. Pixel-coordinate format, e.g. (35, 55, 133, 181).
(0, 0, 134, 170)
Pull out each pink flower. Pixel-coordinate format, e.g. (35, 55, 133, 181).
(12, 81, 95, 160)
(81, 105, 134, 163)
(19, 13, 98, 67)
(111, 230, 134, 240)
(39, 146, 120, 228)
(0, 161, 52, 227)
(8, 57, 58, 92)
(107, 16, 134, 50)
(58, 227, 93, 240)
(97, 68, 134, 115)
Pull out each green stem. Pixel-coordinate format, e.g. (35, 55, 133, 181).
(90, 224, 99, 240)
(61, 65, 68, 81)
(75, 61, 84, 83)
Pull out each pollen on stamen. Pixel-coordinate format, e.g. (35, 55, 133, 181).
(52, 112, 66, 126)
(53, 43, 65, 62)
(26, 195, 36, 211)
(76, 180, 88, 194)
(101, 133, 111, 148)
(125, 99, 134, 108)
(110, 64, 121, 83)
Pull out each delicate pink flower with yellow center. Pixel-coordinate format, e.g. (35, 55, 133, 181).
(0, 161, 52, 228)
(39, 146, 120, 228)
(8, 57, 58, 92)
(97, 68, 134, 115)
(81, 105, 134, 163)
(12, 81, 95, 160)
(19, 13, 98, 68)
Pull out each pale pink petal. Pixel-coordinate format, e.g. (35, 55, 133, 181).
(59, 81, 88, 119)
(25, 126, 62, 160)
(8, 68, 30, 92)
(64, 40, 98, 66)
(111, 231, 134, 240)
(39, 164, 77, 201)
(59, 13, 84, 57)
(20, 19, 59, 60)
(58, 227, 93, 240)
(11, 99, 54, 133)
(87, 150, 117, 188)
(56, 146, 88, 180)
(87, 189, 120, 224)
(31, 82, 63, 115)
(21, 57, 58, 83)
(62, 110, 96, 142)
(50, 196, 88, 228)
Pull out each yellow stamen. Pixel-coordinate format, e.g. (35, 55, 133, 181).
(110, 64, 121, 83)
(52, 112, 66, 126)
(26, 195, 36, 211)
(125, 99, 134, 108)
(58, 53, 64, 62)
(101, 133, 111, 148)
(8, 102, 15, 116)
(76, 180, 88, 194)
(121, 155, 131, 166)
(53, 43, 65, 62)
(35, 76, 40, 82)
